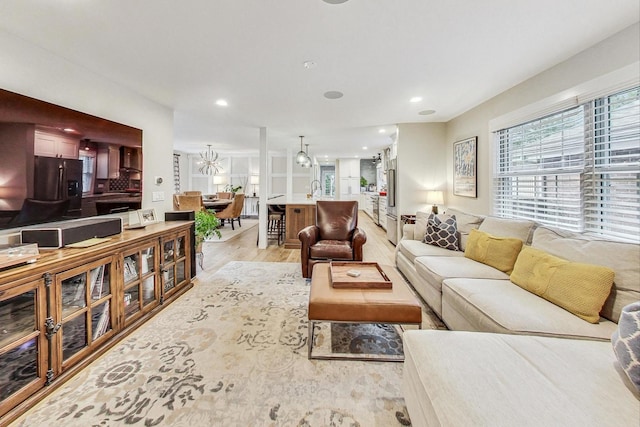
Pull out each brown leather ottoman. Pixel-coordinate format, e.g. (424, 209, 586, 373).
(308, 263, 422, 361)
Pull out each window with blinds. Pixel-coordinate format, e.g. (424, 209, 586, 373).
(494, 86, 640, 242)
(584, 87, 640, 241)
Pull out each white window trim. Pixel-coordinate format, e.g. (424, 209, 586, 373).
(489, 62, 639, 132)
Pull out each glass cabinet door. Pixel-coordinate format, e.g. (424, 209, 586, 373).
(162, 239, 175, 293)
(56, 258, 114, 370)
(0, 280, 46, 418)
(160, 232, 189, 301)
(122, 243, 159, 324)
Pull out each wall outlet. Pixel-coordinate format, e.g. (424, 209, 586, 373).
(152, 191, 165, 202)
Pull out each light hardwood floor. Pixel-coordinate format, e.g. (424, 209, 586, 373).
(200, 210, 397, 273)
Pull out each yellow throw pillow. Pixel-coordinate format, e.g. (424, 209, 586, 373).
(511, 246, 615, 323)
(464, 229, 523, 274)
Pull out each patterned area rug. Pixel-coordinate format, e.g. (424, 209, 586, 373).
(12, 262, 415, 426)
(331, 323, 403, 356)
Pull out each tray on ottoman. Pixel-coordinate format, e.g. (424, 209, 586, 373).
(329, 262, 392, 289)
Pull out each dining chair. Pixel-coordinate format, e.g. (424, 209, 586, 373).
(216, 194, 245, 230)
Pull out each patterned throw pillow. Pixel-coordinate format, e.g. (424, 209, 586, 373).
(423, 214, 459, 251)
(611, 301, 640, 391)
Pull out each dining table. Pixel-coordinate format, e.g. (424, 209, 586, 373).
(203, 198, 232, 212)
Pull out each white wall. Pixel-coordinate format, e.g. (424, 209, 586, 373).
(444, 23, 640, 216)
(397, 123, 447, 216)
(0, 29, 175, 218)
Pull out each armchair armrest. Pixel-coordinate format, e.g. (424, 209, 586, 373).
(351, 227, 367, 260)
(298, 225, 319, 246)
(299, 225, 320, 277)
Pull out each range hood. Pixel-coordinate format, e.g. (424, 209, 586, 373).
(119, 146, 141, 172)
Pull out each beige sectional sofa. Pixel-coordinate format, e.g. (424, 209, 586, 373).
(396, 209, 639, 339)
(396, 209, 640, 426)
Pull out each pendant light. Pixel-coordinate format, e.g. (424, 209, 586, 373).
(296, 136, 308, 165)
(302, 143, 312, 168)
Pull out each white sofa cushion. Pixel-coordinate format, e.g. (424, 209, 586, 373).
(403, 330, 640, 427)
(442, 278, 617, 340)
(478, 216, 536, 243)
(415, 256, 510, 287)
(412, 211, 431, 241)
(532, 226, 640, 323)
(397, 239, 464, 264)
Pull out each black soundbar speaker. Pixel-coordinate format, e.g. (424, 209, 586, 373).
(21, 217, 123, 249)
(165, 210, 196, 278)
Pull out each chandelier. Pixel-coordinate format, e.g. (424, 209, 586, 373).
(198, 144, 223, 175)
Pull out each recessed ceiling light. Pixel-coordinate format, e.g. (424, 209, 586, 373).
(378, 129, 386, 134)
(354, 155, 359, 158)
(410, 96, 422, 103)
(324, 155, 328, 158)
(362, 146, 368, 150)
(303, 60, 317, 69)
(322, 0, 349, 4)
(324, 91, 344, 99)
(215, 99, 228, 107)
(418, 109, 436, 115)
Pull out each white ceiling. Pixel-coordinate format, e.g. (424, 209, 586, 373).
(0, 0, 638, 160)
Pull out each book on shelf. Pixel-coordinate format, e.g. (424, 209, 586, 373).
(90, 265, 105, 300)
(94, 300, 110, 339)
(123, 256, 138, 283)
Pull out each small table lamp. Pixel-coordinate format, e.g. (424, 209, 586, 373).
(426, 190, 444, 214)
(213, 175, 225, 193)
(250, 175, 259, 197)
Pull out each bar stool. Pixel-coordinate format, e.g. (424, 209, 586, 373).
(256, 202, 286, 246)
(268, 204, 286, 245)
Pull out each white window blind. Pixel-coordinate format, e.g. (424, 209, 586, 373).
(494, 86, 640, 242)
(494, 106, 585, 231)
(583, 87, 640, 241)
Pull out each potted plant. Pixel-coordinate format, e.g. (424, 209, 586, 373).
(195, 209, 221, 252)
(360, 176, 368, 191)
(224, 184, 243, 194)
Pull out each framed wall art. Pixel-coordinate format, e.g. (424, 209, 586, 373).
(453, 136, 477, 198)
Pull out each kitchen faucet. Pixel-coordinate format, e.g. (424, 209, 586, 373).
(310, 179, 322, 197)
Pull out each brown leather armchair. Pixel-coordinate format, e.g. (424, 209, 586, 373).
(298, 200, 367, 278)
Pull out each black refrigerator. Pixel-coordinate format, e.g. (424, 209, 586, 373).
(34, 156, 83, 217)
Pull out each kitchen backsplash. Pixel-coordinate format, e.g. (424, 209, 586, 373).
(95, 172, 141, 193)
(108, 175, 131, 191)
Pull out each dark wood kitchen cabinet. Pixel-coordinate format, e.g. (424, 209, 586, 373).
(0, 221, 193, 425)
